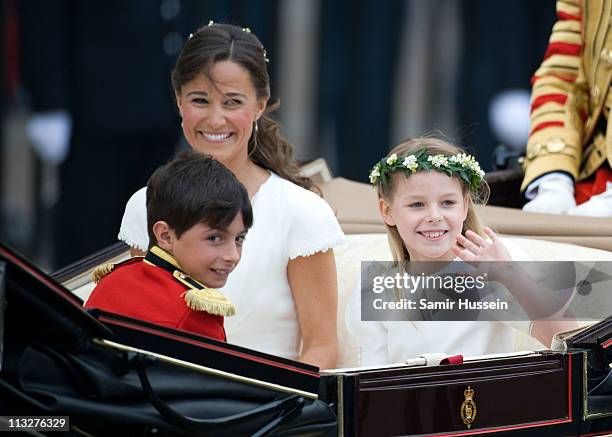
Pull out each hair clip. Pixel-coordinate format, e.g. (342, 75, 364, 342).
(263, 49, 270, 63)
(188, 33, 193, 39)
(242, 27, 251, 33)
(208, 20, 214, 26)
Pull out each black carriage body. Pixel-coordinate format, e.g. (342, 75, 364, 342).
(0, 242, 336, 436)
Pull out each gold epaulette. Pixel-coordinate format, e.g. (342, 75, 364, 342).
(173, 271, 236, 317)
(91, 257, 143, 284)
(91, 263, 115, 283)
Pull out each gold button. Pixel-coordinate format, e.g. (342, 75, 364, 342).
(546, 138, 566, 153)
(602, 48, 612, 66)
(592, 85, 601, 102)
(527, 142, 542, 159)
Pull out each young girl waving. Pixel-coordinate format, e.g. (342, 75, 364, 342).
(346, 137, 561, 367)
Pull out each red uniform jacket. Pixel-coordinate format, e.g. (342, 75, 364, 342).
(85, 258, 226, 341)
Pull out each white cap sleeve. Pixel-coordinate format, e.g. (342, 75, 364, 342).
(117, 187, 149, 251)
(287, 190, 345, 260)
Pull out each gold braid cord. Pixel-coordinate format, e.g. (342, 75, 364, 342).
(91, 263, 115, 284)
(174, 271, 236, 317)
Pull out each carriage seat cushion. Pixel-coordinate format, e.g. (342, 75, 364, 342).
(333, 234, 612, 368)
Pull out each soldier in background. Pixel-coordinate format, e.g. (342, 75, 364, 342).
(522, 0, 612, 217)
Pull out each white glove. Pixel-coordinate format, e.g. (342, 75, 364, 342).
(26, 110, 72, 165)
(523, 173, 576, 214)
(567, 182, 612, 217)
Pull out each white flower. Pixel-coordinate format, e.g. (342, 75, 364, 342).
(369, 165, 381, 184)
(427, 154, 448, 168)
(450, 152, 484, 179)
(386, 153, 398, 165)
(402, 155, 418, 173)
(450, 153, 472, 167)
(470, 162, 485, 178)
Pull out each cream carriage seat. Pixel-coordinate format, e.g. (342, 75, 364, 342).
(333, 234, 612, 369)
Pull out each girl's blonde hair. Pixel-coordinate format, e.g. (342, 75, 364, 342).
(376, 137, 490, 262)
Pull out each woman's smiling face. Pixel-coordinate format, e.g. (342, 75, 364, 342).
(176, 60, 268, 167)
(379, 171, 469, 262)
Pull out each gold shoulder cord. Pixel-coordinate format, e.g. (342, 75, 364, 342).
(173, 271, 236, 317)
(145, 246, 236, 317)
(91, 263, 115, 283)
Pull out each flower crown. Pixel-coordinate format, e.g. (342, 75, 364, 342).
(369, 148, 486, 191)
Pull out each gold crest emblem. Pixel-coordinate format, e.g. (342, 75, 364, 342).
(460, 385, 477, 429)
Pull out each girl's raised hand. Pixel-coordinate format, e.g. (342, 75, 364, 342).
(451, 227, 512, 262)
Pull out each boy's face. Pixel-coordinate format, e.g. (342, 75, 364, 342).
(166, 214, 248, 288)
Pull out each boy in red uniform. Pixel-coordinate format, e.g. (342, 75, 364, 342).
(85, 151, 253, 341)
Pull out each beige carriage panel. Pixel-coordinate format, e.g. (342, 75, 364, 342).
(319, 177, 612, 251)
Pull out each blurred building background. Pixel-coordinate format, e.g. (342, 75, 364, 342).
(0, 0, 555, 270)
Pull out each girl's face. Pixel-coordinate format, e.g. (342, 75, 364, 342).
(175, 60, 268, 168)
(379, 171, 469, 262)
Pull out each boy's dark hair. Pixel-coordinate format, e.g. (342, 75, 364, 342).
(146, 151, 253, 247)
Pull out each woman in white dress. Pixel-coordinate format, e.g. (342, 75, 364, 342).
(118, 23, 344, 369)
